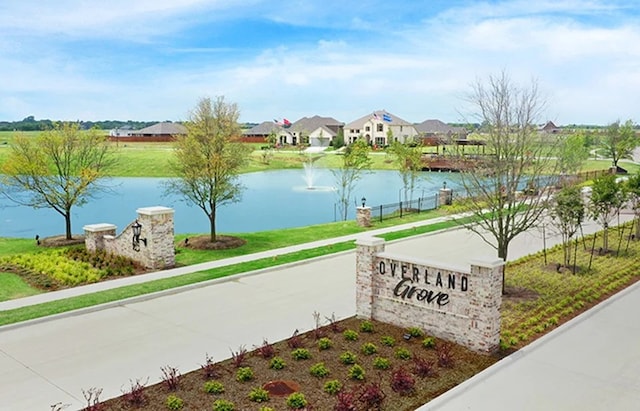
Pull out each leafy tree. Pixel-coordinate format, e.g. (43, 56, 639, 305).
(333, 128, 345, 149)
(459, 71, 558, 293)
(388, 140, 424, 203)
(600, 120, 637, 168)
(550, 185, 585, 267)
(332, 139, 371, 220)
(164, 96, 250, 242)
(0, 123, 116, 239)
(266, 129, 278, 148)
(558, 132, 589, 175)
(588, 173, 626, 252)
(624, 171, 640, 239)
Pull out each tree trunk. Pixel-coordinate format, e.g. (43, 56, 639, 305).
(209, 214, 216, 243)
(603, 223, 609, 251)
(635, 217, 640, 240)
(65, 212, 72, 240)
(498, 242, 508, 295)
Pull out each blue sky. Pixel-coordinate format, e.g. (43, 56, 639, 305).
(0, 0, 638, 125)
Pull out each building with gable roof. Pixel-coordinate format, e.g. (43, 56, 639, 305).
(109, 122, 187, 142)
(243, 115, 343, 147)
(344, 110, 418, 147)
(414, 119, 468, 142)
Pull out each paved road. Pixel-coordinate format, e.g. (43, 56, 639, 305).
(0, 214, 636, 410)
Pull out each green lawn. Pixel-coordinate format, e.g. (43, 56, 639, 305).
(0, 273, 41, 300)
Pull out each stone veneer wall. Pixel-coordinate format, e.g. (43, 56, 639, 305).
(83, 206, 175, 270)
(356, 206, 372, 227)
(355, 237, 504, 353)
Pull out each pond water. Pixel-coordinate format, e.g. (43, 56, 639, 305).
(0, 169, 461, 238)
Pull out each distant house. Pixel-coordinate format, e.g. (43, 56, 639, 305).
(539, 121, 561, 134)
(108, 125, 134, 137)
(414, 119, 468, 142)
(242, 121, 283, 143)
(243, 115, 343, 147)
(109, 122, 187, 143)
(344, 110, 417, 146)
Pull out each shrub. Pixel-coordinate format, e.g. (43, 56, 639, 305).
(254, 339, 276, 359)
(390, 367, 416, 395)
(323, 379, 342, 395)
(258, 408, 275, 411)
(318, 337, 333, 350)
(359, 320, 374, 333)
(81, 387, 103, 411)
(203, 380, 225, 394)
(348, 364, 366, 380)
(285, 392, 308, 409)
(358, 382, 386, 409)
(230, 345, 248, 368)
(269, 356, 286, 370)
(248, 387, 270, 403)
(236, 367, 254, 382)
(334, 389, 358, 411)
(406, 326, 424, 338)
(309, 362, 330, 378)
(361, 342, 378, 355)
(380, 335, 396, 347)
(413, 355, 438, 378)
(437, 343, 455, 368)
(160, 366, 180, 391)
(343, 329, 359, 341)
(373, 356, 391, 370)
(122, 378, 147, 407)
(212, 399, 235, 411)
(422, 337, 436, 349)
(394, 347, 412, 360)
(165, 394, 183, 410)
(201, 353, 223, 379)
(291, 348, 311, 360)
(287, 330, 305, 349)
(340, 351, 357, 365)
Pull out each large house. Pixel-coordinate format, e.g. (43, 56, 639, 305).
(242, 115, 343, 147)
(414, 119, 468, 142)
(344, 110, 418, 146)
(109, 122, 187, 143)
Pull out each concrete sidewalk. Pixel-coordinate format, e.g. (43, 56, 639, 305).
(0, 214, 637, 410)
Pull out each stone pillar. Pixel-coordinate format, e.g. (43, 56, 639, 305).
(83, 223, 117, 252)
(355, 237, 385, 318)
(356, 206, 372, 227)
(439, 188, 453, 206)
(136, 206, 175, 269)
(468, 259, 504, 352)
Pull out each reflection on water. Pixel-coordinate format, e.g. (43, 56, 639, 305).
(0, 169, 460, 238)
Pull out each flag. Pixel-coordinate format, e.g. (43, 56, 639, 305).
(382, 113, 392, 122)
(283, 118, 292, 127)
(371, 112, 379, 120)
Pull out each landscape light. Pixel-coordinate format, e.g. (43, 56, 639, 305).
(131, 220, 147, 251)
(361, 197, 366, 207)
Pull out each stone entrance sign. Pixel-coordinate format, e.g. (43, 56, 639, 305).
(356, 237, 504, 353)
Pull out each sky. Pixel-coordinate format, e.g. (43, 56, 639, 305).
(0, 0, 638, 125)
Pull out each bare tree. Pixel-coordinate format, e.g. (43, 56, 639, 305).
(332, 139, 371, 220)
(0, 123, 116, 240)
(459, 71, 558, 292)
(388, 139, 424, 204)
(550, 185, 585, 268)
(165, 96, 250, 242)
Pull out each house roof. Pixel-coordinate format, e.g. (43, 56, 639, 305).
(135, 122, 187, 135)
(312, 125, 337, 137)
(290, 115, 343, 134)
(345, 110, 412, 129)
(414, 119, 466, 135)
(243, 121, 282, 136)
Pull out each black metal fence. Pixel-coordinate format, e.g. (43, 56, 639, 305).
(369, 194, 439, 223)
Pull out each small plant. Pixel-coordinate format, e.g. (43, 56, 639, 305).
(323, 379, 343, 395)
(390, 367, 416, 395)
(212, 399, 235, 411)
(413, 356, 438, 378)
(318, 337, 333, 350)
(437, 342, 455, 368)
(373, 356, 391, 370)
(359, 320, 374, 333)
(236, 367, 254, 382)
(312, 311, 328, 340)
(248, 387, 270, 403)
(230, 345, 248, 368)
(258, 407, 275, 411)
(160, 366, 180, 391)
(395, 347, 412, 360)
(348, 364, 366, 380)
(422, 336, 436, 349)
(343, 329, 359, 341)
(254, 339, 276, 359)
(203, 380, 225, 394)
(325, 313, 343, 333)
(309, 362, 330, 378)
(358, 382, 386, 409)
(81, 387, 103, 411)
(165, 394, 183, 410)
(287, 329, 305, 349)
(270, 356, 286, 370)
(380, 335, 396, 347)
(291, 348, 311, 360)
(340, 351, 357, 365)
(361, 342, 378, 355)
(121, 378, 148, 407)
(285, 392, 308, 409)
(200, 353, 223, 379)
(334, 389, 358, 411)
(407, 326, 424, 338)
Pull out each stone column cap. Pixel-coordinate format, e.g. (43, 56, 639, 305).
(136, 206, 175, 216)
(83, 223, 117, 232)
(470, 259, 505, 269)
(355, 237, 385, 247)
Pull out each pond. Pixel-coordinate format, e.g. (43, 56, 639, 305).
(0, 169, 462, 238)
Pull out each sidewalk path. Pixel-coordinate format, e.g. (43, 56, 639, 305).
(0, 214, 636, 410)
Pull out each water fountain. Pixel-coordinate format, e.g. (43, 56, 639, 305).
(298, 158, 334, 192)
